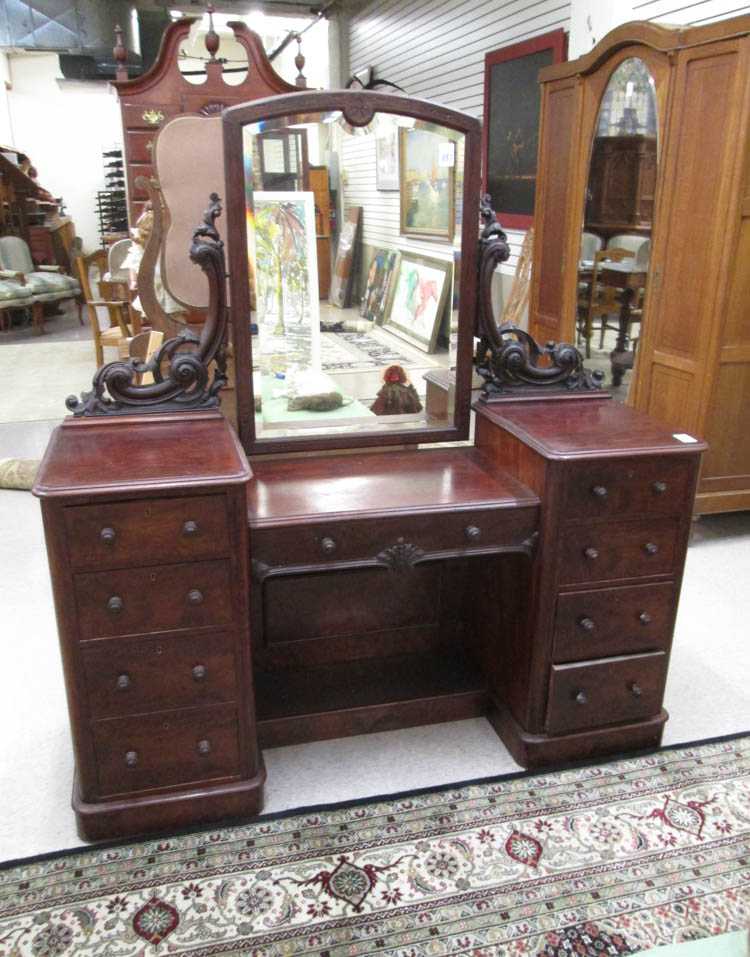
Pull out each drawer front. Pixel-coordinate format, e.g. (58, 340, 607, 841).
(547, 652, 668, 734)
(563, 456, 694, 522)
(121, 103, 177, 130)
(126, 131, 157, 164)
(75, 560, 234, 639)
(553, 582, 676, 662)
(91, 704, 240, 796)
(252, 506, 538, 572)
(65, 495, 229, 571)
(558, 519, 680, 586)
(82, 631, 237, 718)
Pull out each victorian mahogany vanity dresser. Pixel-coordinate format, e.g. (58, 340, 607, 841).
(34, 90, 705, 841)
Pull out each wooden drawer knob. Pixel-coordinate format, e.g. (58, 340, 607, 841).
(583, 547, 599, 560)
(591, 485, 608, 499)
(182, 520, 199, 537)
(578, 616, 595, 632)
(639, 611, 652, 626)
(116, 673, 131, 691)
(100, 526, 116, 545)
(197, 738, 211, 755)
(107, 595, 124, 614)
(465, 525, 481, 542)
(125, 750, 138, 767)
(187, 588, 204, 605)
(320, 537, 337, 556)
(643, 542, 659, 556)
(575, 690, 588, 705)
(630, 682, 643, 698)
(192, 664, 207, 681)
(652, 481, 667, 495)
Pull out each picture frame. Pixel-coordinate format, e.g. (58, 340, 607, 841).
(482, 29, 567, 229)
(375, 127, 399, 190)
(329, 206, 362, 308)
(383, 252, 452, 353)
(399, 127, 456, 241)
(360, 248, 400, 324)
(251, 190, 321, 377)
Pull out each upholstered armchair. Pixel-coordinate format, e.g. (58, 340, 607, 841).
(0, 235, 82, 329)
(0, 276, 35, 332)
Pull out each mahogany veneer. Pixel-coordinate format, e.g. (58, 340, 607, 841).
(33, 411, 264, 841)
(34, 396, 704, 839)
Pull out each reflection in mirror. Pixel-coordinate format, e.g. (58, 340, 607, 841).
(241, 111, 465, 442)
(577, 57, 657, 401)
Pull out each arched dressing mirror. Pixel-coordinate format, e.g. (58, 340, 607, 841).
(223, 91, 480, 455)
(577, 56, 658, 400)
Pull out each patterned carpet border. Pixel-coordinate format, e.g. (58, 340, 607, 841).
(1, 732, 749, 956)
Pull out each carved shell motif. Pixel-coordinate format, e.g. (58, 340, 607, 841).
(376, 538, 425, 572)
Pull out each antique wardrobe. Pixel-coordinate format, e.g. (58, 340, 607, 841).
(34, 89, 704, 841)
(529, 14, 750, 515)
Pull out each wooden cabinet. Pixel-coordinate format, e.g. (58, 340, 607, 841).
(529, 15, 750, 514)
(586, 134, 656, 237)
(475, 396, 703, 768)
(33, 412, 264, 840)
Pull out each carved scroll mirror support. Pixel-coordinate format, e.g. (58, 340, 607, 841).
(474, 195, 604, 399)
(66, 193, 228, 417)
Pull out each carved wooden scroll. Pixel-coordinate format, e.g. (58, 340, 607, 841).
(474, 195, 603, 398)
(66, 193, 228, 417)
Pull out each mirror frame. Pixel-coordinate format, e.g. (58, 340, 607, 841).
(223, 89, 481, 456)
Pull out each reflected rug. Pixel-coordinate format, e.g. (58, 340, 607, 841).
(1, 734, 748, 956)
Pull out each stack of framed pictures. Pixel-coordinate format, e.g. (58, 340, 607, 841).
(360, 247, 453, 355)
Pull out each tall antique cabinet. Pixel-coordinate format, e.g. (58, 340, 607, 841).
(528, 15, 750, 515)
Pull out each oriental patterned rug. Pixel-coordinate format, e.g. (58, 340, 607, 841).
(1, 734, 748, 957)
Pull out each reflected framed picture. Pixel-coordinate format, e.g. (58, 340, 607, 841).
(251, 190, 320, 377)
(376, 128, 399, 190)
(399, 127, 455, 240)
(383, 252, 452, 353)
(483, 29, 567, 229)
(360, 248, 400, 323)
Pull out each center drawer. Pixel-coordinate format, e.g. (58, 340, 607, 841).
(74, 559, 234, 639)
(91, 703, 241, 797)
(251, 505, 538, 571)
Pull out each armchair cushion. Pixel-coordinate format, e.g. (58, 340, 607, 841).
(0, 279, 33, 302)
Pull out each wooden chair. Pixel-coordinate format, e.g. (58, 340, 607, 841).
(76, 250, 141, 366)
(117, 328, 164, 384)
(582, 247, 633, 353)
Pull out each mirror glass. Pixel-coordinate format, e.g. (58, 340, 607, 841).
(577, 57, 657, 400)
(241, 110, 466, 442)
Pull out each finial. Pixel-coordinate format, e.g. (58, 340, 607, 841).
(294, 35, 307, 88)
(113, 23, 128, 81)
(204, 3, 220, 61)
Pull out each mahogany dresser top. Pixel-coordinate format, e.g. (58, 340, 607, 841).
(247, 447, 539, 527)
(33, 412, 250, 498)
(477, 397, 708, 461)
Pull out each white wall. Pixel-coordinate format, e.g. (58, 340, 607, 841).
(346, 0, 750, 271)
(347, 0, 572, 273)
(4, 53, 122, 252)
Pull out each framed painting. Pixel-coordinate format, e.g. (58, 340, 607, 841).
(251, 190, 321, 377)
(399, 127, 456, 240)
(360, 248, 400, 323)
(329, 206, 362, 308)
(376, 127, 399, 190)
(483, 29, 567, 229)
(383, 252, 452, 353)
